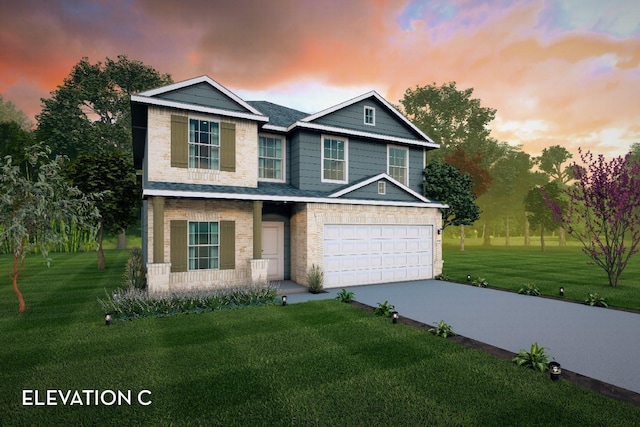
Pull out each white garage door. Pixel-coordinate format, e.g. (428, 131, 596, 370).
(323, 224, 433, 288)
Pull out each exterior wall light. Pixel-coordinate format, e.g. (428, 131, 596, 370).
(549, 361, 561, 381)
(392, 311, 399, 324)
(105, 313, 112, 326)
(281, 295, 287, 306)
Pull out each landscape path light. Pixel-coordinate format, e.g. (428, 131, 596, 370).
(281, 295, 287, 306)
(559, 287, 564, 297)
(549, 361, 562, 381)
(105, 313, 112, 326)
(392, 311, 399, 324)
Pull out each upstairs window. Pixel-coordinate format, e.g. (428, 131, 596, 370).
(189, 119, 219, 169)
(322, 136, 348, 183)
(188, 222, 219, 270)
(258, 136, 284, 181)
(388, 145, 408, 185)
(364, 106, 375, 126)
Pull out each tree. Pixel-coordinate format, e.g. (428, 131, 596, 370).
(547, 149, 640, 287)
(400, 82, 496, 161)
(0, 146, 99, 312)
(65, 148, 140, 270)
(0, 122, 36, 174)
(423, 161, 481, 230)
(536, 145, 573, 184)
(444, 147, 491, 250)
(0, 94, 33, 130)
(36, 55, 172, 159)
(524, 182, 562, 252)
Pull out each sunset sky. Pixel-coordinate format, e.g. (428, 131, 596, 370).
(1, 0, 638, 158)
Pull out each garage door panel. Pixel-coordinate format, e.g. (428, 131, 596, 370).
(323, 224, 434, 288)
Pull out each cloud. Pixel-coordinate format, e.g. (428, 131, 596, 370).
(0, 0, 638, 159)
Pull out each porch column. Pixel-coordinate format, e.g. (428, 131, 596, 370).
(152, 196, 165, 263)
(253, 201, 263, 259)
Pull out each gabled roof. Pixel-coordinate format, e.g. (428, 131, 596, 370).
(328, 173, 432, 203)
(131, 76, 268, 122)
(301, 91, 437, 146)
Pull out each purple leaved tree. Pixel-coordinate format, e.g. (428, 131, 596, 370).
(546, 149, 640, 287)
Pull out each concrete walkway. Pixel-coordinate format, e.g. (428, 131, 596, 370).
(281, 279, 640, 396)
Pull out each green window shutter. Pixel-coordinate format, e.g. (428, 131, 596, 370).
(170, 220, 187, 272)
(220, 122, 236, 172)
(219, 220, 235, 270)
(171, 115, 188, 168)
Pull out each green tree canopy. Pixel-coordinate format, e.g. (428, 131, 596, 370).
(36, 55, 172, 159)
(400, 82, 496, 162)
(536, 145, 573, 185)
(0, 94, 33, 130)
(65, 148, 140, 270)
(524, 182, 562, 252)
(423, 161, 481, 229)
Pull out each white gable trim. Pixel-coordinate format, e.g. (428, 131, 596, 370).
(143, 188, 447, 208)
(134, 75, 265, 116)
(289, 121, 439, 148)
(328, 173, 431, 203)
(131, 95, 269, 123)
(300, 91, 437, 145)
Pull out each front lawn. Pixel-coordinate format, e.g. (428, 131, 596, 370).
(442, 243, 640, 311)
(1, 251, 639, 425)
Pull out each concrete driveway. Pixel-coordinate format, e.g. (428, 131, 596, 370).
(283, 279, 640, 396)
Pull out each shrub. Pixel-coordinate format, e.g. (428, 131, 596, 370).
(123, 247, 146, 290)
(98, 282, 278, 321)
(335, 288, 355, 303)
(584, 293, 608, 307)
(429, 320, 456, 338)
(373, 300, 395, 317)
(513, 342, 551, 372)
(518, 284, 540, 296)
(472, 277, 488, 288)
(307, 264, 324, 294)
(436, 273, 451, 281)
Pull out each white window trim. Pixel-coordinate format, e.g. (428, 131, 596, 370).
(387, 145, 409, 186)
(187, 220, 220, 271)
(364, 106, 375, 126)
(321, 134, 349, 184)
(257, 133, 286, 183)
(378, 181, 386, 195)
(188, 115, 220, 170)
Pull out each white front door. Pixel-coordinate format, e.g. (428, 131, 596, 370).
(262, 222, 284, 281)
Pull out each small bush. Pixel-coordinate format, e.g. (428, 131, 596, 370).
(518, 284, 540, 296)
(429, 320, 456, 338)
(373, 300, 395, 317)
(436, 273, 451, 281)
(335, 288, 355, 303)
(307, 264, 324, 294)
(584, 293, 608, 307)
(513, 342, 551, 372)
(472, 277, 488, 288)
(98, 282, 278, 321)
(123, 247, 146, 290)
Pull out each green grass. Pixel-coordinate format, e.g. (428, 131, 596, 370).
(1, 251, 639, 425)
(442, 240, 640, 311)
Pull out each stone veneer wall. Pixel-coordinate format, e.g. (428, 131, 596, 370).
(290, 203, 443, 284)
(146, 106, 258, 187)
(146, 198, 257, 293)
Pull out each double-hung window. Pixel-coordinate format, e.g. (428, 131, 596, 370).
(322, 136, 347, 183)
(188, 221, 219, 270)
(189, 119, 219, 169)
(258, 135, 284, 181)
(388, 145, 408, 185)
(364, 106, 375, 126)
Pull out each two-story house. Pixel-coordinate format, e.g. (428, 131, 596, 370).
(131, 76, 446, 293)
